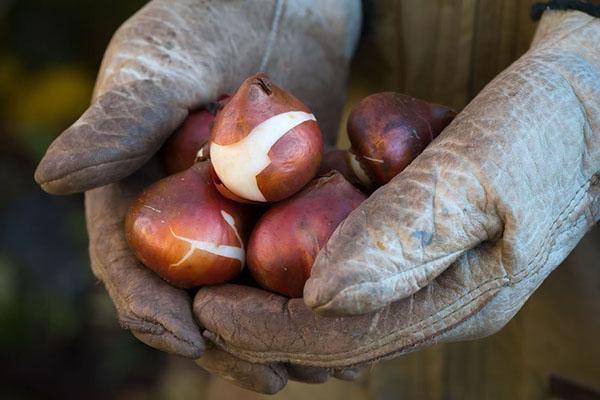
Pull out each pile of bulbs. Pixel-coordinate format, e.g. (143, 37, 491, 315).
(126, 74, 456, 297)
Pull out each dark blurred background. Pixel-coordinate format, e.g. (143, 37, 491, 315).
(0, 1, 204, 399)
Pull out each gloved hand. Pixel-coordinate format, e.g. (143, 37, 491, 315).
(193, 8, 600, 384)
(34, 0, 362, 393)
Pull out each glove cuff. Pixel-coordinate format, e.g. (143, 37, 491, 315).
(531, 0, 600, 20)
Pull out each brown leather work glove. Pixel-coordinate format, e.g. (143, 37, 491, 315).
(34, 0, 361, 393)
(193, 8, 600, 388)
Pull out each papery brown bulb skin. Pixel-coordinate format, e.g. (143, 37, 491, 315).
(163, 95, 230, 175)
(347, 92, 456, 187)
(248, 171, 366, 297)
(125, 162, 249, 288)
(210, 73, 323, 203)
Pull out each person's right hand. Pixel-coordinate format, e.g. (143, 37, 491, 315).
(34, 0, 362, 393)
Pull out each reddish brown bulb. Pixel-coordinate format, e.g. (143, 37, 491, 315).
(163, 95, 230, 175)
(347, 92, 456, 188)
(210, 73, 323, 203)
(125, 162, 249, 288)
(248, 171, 366, 297)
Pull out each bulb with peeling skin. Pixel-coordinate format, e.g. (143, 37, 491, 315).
(345, 150, 375, 190)
(125, 162, 249, 288)
(248, 171, 366, 297)
(210, 73, 323, 203)
(347, 92, 457, 188)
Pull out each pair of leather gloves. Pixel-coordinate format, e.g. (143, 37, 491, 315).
(35, 0, 599, 394)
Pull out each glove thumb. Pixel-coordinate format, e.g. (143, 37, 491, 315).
(304, 131, 504, 315)
(34, 79, 188, 194)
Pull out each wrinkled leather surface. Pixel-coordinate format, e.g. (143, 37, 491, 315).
(195, 345, 288, 394)
(33, 0, 362, 392)
(193, 10, 600, 369)
(86, 162, 205, 358)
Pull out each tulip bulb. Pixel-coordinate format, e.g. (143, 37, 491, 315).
(163, 95, 230, 175)
(248, 171, 366, 297)
(347, 92, 456, 188)
(210, 73, 323, 203)
(125, 162, 249, 288)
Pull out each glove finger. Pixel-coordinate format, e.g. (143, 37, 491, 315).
(196, 345, 287, 395)
(87, 172, 204, 358)
(35, 79, 188, 194)
(34, 0, 231, 194)
(194, 260, 506, 369)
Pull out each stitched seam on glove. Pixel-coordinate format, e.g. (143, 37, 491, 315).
(259, 0, 284, 73)
(513, 173, 598, 282)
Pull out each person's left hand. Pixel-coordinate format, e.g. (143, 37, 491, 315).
(193, 10, 600, 385)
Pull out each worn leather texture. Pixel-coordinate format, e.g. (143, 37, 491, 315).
(193, 10, 599, 369)
(33, 0, 361, 393)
